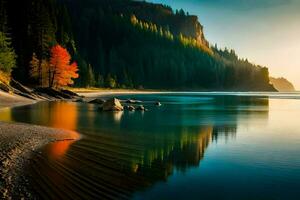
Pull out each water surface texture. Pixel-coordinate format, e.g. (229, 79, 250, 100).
(1, 93, 300, 199)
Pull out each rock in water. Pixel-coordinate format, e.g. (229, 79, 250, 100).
(136, 105, 146, 111)
(155, 102, 162, 106)
(126, 99, 142, 104)
(89, 98, 105, 104)
(124, 105, 135, 111)
(102, 98, 123, 111)
(127, 105, 135, 111)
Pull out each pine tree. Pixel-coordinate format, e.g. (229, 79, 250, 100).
(96, 73, 104, 88)
(105, 73, 117, 88)
(0, 0, 8, 33)
(87, 64, 95, 87)
(30, 0, 57, 85)
(0, 32, 16, 74)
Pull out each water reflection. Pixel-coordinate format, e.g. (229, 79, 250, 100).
(27, 124, 237, 199)
(7, 102, 79, 130)
(0, 95, 272, 199)
(0, 107, 12, 121)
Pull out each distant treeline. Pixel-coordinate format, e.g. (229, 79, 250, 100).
(0, 0, 275, 91)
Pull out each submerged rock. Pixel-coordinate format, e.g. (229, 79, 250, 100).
(125, 105, 135, 111)
(126, 99, 142, 104)
(136, 105, 146, 111)
(102, 98, 123, 111)
(128, 106, 135, 111)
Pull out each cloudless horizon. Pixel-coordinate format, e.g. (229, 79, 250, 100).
(148, 0, 300, 90)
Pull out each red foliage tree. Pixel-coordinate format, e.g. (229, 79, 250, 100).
(49, 45, 79, 88)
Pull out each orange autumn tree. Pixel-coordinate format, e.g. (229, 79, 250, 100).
(49, 45, 79, 88)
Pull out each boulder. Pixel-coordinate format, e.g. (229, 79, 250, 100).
(102, 98, 123, 111)
(89, 98, 105, 104)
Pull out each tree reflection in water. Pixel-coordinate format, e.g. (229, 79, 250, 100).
(26, 125, 238, 199)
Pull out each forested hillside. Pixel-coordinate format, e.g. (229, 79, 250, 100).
(0, 0, 276, 91)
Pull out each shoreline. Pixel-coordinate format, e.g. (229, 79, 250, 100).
(0, 121, 80, 199)
(0, 91, 80, 199)
(74, 89, 300, 101)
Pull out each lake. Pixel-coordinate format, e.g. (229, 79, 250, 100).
(1, 92, 300, 199)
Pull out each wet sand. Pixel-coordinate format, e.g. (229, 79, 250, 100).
(0, 121, 80, 199)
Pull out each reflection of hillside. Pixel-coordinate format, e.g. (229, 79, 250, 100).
(142, 126, 213, 172)
(212, 126, 237, 142)
(26, 124, 235, 199)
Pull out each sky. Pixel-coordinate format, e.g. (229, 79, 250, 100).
(148, 0, 300, 89)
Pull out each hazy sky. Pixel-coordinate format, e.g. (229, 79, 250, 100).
(148, 0, 300, 89)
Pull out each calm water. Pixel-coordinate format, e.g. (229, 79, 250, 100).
(1, 93, 300, 199)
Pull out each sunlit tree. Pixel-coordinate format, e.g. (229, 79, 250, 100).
(49, 44, 79, 88)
